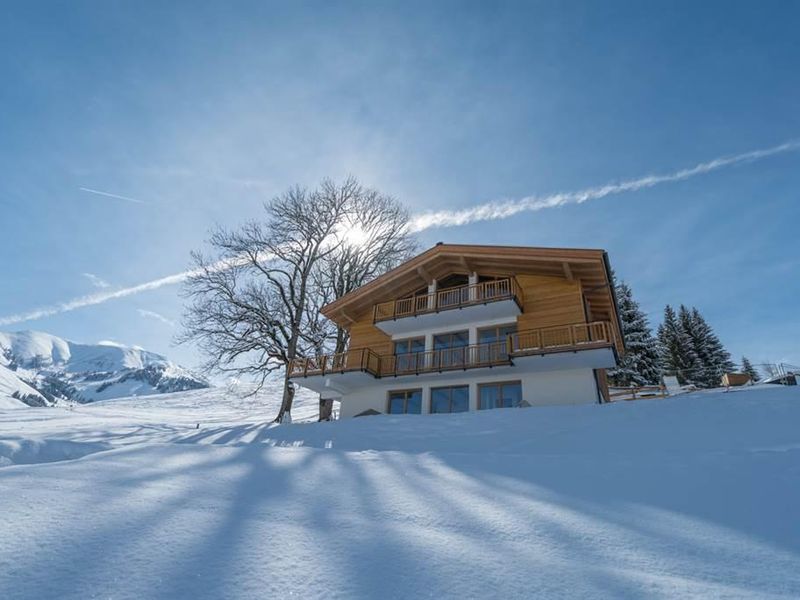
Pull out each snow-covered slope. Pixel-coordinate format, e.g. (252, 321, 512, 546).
(0, 330, 209, 405)
(0, 331, 167, 372)
(0, 384, 798, 599)
(0, 358, 47, 408)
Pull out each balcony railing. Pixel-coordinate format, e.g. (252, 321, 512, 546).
(381, 341, 512, 375)
(287, 347, 382, 378)
(373, 277, 523, 323)
(509, 321, 614, 356)
(289, 321, 615, 379)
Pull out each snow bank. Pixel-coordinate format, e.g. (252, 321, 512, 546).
(0, 384, 798, 599)
(0, 438, 112, 466)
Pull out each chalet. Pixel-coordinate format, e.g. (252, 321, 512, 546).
(289, 244, 624, 418)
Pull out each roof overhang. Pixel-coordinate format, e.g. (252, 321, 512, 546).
(322, 244, 624, 354)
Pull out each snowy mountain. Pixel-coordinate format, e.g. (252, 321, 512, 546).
(0, 331, 209, 406)
(0, 364, 44, 408)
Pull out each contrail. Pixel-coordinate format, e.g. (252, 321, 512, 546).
(79, 187, 146, 204)
(2, 139, 798, 326)
(408, 139, 800, 232)
(0, 256, 249, 327)
(0, 271, 192, 326)
(137, 309, 176, 327)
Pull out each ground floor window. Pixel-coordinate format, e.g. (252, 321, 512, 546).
(388, 389, 422, 414)
(431, 385, 469, 413)
(478, 381, 522, 410)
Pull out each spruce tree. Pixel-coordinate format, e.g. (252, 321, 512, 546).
(677, 306, 735, 388)
(607, 281, 661, 386)
(658, 305, 701, 385)
(741, 356, 760, 382)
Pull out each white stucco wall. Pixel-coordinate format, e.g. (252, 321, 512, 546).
(338, 367, 600, 418)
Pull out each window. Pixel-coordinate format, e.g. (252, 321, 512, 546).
(388, 389, 422, 414)
(434, 331, 468, 368)
(478, 324, 517, 344)
(478, 381, 522, 410)
(394, 337, 425, 372)
(477, 324, 516, 363)
(431, 385, 469, 413)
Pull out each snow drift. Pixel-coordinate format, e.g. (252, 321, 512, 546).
(0, 384, 798, 599)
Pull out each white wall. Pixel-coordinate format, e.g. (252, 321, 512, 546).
(339, 368, 600, 418)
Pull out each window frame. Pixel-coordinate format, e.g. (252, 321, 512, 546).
(393, 337, 426, 373)
(430, 385, 470, 414)
(387, 389, 423, 415)
(394, 337, 426, 355)
(478, 380, 523, 410)
(477, 324, 517, 363)
(477, 323, 517, 344)
(433, 330, 469, 369)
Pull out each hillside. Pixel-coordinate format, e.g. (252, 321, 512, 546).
(0, 384, 798, 599)
(0, 330, 209, 405)
(0, 364, 45, 407)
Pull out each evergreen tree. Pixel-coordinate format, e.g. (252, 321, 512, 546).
(741, 356, 760, 382)
(607, 281, 661, 386)
(679, 306, 735, 388)
(658, 305, 701, 385)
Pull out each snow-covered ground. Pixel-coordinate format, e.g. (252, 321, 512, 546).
(1, 384, 799, 599)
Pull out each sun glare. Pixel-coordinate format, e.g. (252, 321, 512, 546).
(339, 223, 370, 248)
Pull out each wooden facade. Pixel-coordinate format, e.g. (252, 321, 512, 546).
(324, 243, 624, 356)
(289, 245, 624, 392)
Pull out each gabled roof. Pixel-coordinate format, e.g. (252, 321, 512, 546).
(323, 244, 623, 348)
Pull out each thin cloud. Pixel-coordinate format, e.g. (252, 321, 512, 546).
(137, 309, 176, 327)
(2, 139, 798, 326)
(79, 187, 147, 204)
(408, 139, 800, 232)
(82, 272, 111, 289)
(0, 255, 250, 327)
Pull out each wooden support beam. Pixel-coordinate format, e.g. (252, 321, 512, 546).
(562, 262, 574, 281)
(416, 265, 434, 284)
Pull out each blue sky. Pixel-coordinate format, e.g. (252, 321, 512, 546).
(1, 1, 798, 370)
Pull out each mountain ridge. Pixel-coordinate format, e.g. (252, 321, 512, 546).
(0, 330, 209, 406)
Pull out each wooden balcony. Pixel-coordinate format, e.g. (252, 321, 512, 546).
(373, 278, 523, 324)
(289, 321, 615, 380)
(509, 321, 615, 356)
(288, 348, 383, 378)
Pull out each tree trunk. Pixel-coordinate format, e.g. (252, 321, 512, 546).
(274, 375, 295, 423)
(319, 397, 334, 421)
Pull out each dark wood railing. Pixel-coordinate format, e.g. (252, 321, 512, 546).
(509, 321, 613, 355)
(288, 348, 382, 378)
(373, 278, 523, 323)
(380, 341, 511, 375)
(289, 321, 615, 379)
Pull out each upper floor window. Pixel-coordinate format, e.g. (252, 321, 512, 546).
(434, 331, 469, 368)
(477, 324, 517, 363)
(394, 337, 425, 355)
(478, 381, 522, 410)
(394, 337, 425, 372)
(388, 389, 422, 414)
(478, 324, 517, 344)
(431, 385, 469, 413)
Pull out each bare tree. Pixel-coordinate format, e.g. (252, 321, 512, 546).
(179, 179, 358, 422)
(179, 177, 415, 423)
(314, 189, 417, 420)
